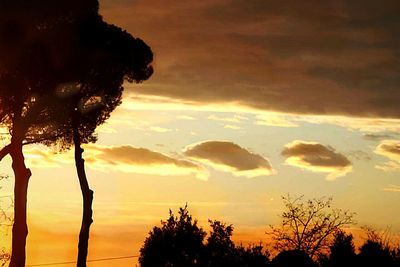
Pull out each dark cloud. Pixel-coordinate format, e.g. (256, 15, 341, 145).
(100, 0, 400, 118)
(282, 140, 352, 180)
(183, 141, 274, 177)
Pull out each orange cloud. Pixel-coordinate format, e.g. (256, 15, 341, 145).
(24, 145, 208, 180)
(375, 140, 400, 172)
(183, 141, 274, 178)
(282, 140, 352, 180)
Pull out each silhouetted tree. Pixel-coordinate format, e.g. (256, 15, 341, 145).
(206, 220, 235, 266)
(47, 16, 153, 267)
(358, 228, 396, 267)
(269, 195, 355, 260)
(139, 206, 207, 267)
(205, 220, 270, 266)
(0, 1, 153, 266)
(140, 207, 271, 267)
(0, 2, 99, 265)
(270, 250, 318, 267)
(320, 230, 356, 267)
(392, 247, 400, 266)
(358, 240, 394, 267)
(234, 244, 270, 267)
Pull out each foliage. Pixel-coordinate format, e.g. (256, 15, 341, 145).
(270, 250, 318, 267)
(234, 244, 270, 267)
(205, 220, 235, 266)
(269, 195, 355, 260)
(0, 1, 153, 265)
(139, 205, 206, 267)
(357, 227, 398, 267)
(139, 201, 400, 267)
(320, 230, 356, 267)
(139, 206, 270, 267)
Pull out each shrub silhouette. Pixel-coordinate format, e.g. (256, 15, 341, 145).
(358, 240, 395, 267)
(205, 220, 235, 266)
(139, 206, 270, 267)
(139, 202, 400, 267)
(320, 230, 356, 267)
(139, 206, 206, 267)
(233, 244, 270, 267)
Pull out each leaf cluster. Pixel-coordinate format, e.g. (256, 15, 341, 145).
(0, 0, 153, 149)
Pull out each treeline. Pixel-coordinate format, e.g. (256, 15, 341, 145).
(139, 198, 400, 267)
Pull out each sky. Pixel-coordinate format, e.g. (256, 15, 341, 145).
(1, 0, 400, 266)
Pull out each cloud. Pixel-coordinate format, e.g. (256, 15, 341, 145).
(25, 144, 208, 180)
(255, 113, 298, 128)
(382, 184, 400, 193)
(374, 140, 400, 172)
(117, 94, 400, 133)
(375, 161, 400, 172)
(120, 93, 400, 133)
(375, 140, 400, 161)
(177, 115, 196, 120)
(207, 114, 248, 123)
(295, 116, 400, 133)
(282, 140, 352, 180)
(223, 124, 242, 130)
(101, 0, 400, 118)
(363, 133, 397, 141)
(347, 150, 372, 161)
(24, 147, 68, 168)
(183, 141, 274, 178)
(149, 126, 171, 133)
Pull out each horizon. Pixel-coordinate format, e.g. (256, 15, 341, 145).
(1, 0, 400, 266)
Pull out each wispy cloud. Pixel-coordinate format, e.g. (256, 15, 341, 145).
(382, 184, 400, 193)
(149, 126, 172, 133)
(207, 114, 248, 123)
(255, 113, 298, 128)
(177, 115, 196, 120)
(223, 124, 242, 130)
(119, 93, 400, 133)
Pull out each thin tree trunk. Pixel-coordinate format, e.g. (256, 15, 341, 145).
(74, 126, 93, 267)
(9, 140, 31, 267)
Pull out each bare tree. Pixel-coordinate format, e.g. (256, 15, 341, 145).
(269, 195, 355, 259)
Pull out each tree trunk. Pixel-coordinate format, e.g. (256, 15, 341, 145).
(74, 127, 93, 267)
(9, 140, 31, 267)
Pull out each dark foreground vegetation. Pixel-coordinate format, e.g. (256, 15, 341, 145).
(139, 197, 400, 267)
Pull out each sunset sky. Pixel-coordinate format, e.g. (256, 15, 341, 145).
(1, 0, 400, 266)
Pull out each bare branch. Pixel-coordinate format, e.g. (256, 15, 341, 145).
(268, 195, 355, 260)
